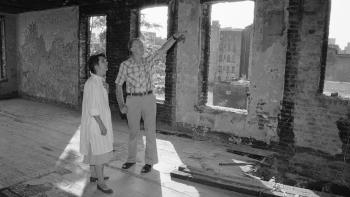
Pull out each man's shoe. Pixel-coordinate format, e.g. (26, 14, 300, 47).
(97, 183, 113, 194)
(90, 176, 109, 182)
(122, 162, 136, 169)
(141, 164, 152, 173)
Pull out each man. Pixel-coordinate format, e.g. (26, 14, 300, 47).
(80, 53, 114, 194)
(115, 32, 185, 173)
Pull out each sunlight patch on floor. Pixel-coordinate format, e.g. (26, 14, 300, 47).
(152, 138, 201, 197)
(54, 126, 88, 197)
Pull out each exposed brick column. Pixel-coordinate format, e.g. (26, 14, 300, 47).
(80, 1, 178, 123)
(79, 3, 132, 112)
(156, 0, 178, 126)
(277, 0, 303, 148)
(78, 13, 89, 104)
(317, 0, 331, 94)
(198, 4, 211, 106)
(106, 5, 132, 110)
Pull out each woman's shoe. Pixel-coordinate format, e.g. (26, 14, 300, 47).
(141, 164, 152, 173)
(97, 183, 113, 194)
(122, 162, 135, 169)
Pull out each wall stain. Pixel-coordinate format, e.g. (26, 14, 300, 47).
(19, 22, 78, 105)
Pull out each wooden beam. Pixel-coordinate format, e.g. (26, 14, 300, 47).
(171, 169, 280, 197)
(226, 144, 277, 160)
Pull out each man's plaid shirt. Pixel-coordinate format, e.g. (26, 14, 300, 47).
(115, 56, 157, 93)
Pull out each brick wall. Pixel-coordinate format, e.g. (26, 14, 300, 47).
(273, 0, 350, 189)
(79, 1, 177, 124)
(106, 6, 132, 108)
(198, 4, 210, 106)
(277, 0, 302, 146)
(79, 3, 131, 111)
(3, 0, 349, 191)
(290, 0, 349, 155)
(78, 13, 88, 105)
(173, 0, 288, 142)
(10, 0, 349, 158)
(157, 0, 178, 125)
(245, 0, 287, 142)
(17, 7, 79, 106)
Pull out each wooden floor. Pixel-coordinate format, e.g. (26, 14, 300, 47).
(0, 98, 254, 197)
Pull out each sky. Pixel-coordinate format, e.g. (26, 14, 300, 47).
(141, 7, 168, 38)
(211, 1, 254, 29)
(329, 0, 350, 49)
(140, 2, 254, 39)
(141, 1, 349, 49)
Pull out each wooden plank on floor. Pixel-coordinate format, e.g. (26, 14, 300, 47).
(172, 166, 342, 197)
(226, 144, 277, 160)
(177, 165, 254, 183)
(171, 169, 280, 197)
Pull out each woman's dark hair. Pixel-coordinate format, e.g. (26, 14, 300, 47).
(88, 53, 106, 74)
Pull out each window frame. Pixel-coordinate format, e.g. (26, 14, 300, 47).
(319, 0, 350, 101)
(78, 11, 107, 104)
(318, 0, 331, 95)
(87, 15, 107, 58)
(138, 5, 170, 104)
(198, 1, 254, 112)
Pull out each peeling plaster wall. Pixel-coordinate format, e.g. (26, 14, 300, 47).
(175, 0, 246, 134)
(0, 13, 18, 98)
(245, 0, 287, 143)
(293, 0, 348, 155)
(175, 0, 202, 126)
(17, 7, 79, 106)
(276, 1, 350, 187)
(175, 0, 287, 141)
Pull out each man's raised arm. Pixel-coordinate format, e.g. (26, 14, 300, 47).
(147, 32, 186, 63)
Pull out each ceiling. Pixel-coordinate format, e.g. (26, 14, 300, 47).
(0, 0, 124, 13)
(0, 0, 170, 13)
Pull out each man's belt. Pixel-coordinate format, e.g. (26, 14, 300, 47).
(126, 90, 153, 96)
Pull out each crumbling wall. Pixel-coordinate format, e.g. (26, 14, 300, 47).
(175, 0, 203, 128)
(175, 0, 287, 142)
(245, 0, 287, 143)
(0, 13, 18, 99)
(17, 7, 79, 106)
(175, 0, 246, 134)
(292, 0, 348, 155)
(273, 0, 350, 192)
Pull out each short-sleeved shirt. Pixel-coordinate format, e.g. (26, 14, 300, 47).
(115, 56, 157, 93)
